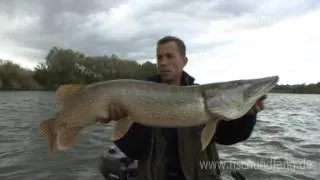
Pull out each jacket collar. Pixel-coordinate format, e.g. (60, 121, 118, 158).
(147, 71, 195, 85)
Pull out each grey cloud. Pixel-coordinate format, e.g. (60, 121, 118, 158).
(206, 0, 260, 17)
(232, 0, 320, 30)
(39, 0, 121, 33)
(1, 0, 318, 64)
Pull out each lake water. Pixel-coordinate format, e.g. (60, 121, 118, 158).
(0, 92, 319, 180)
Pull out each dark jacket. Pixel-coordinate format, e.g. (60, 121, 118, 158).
(113, 71, 257, 179)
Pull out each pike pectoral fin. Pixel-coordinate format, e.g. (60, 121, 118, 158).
(57, 126, 83, 151)
(110, 116, 133, 141)
(200, 119, 219, 151)
(39, 118, 57, 158)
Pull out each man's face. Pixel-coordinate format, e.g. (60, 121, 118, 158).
(156, 41, 187, 83)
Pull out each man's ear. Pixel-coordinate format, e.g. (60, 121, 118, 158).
(183, 56, 188, 67)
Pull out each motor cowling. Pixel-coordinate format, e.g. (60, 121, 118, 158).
(98, 145, 138, 180)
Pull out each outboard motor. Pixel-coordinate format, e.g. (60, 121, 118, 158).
(98, 145, 138, 180)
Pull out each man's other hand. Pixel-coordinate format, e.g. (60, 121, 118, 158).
(248, 95, 267, 115)
(98, 102, 129, 123)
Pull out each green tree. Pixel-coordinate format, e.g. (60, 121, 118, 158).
(1, 47, 319, 93)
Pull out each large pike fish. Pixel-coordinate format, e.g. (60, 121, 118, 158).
(39, 76, 279, 157)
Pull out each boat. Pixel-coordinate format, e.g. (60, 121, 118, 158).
(98, 145, 138, 180)
(98, 146, 247, 180)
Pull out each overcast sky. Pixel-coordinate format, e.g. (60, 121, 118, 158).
(1, 0, 319, 85)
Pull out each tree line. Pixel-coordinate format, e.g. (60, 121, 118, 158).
(272, 83, 320, 94)
(0, 47, 157, 90)
(0, 46, 319, 94)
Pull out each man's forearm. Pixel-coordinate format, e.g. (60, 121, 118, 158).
(113, 123, 152, 159)
(213, 113, 257, 145)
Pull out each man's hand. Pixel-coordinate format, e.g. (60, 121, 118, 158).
(248, 95, 267, 115)
(98, 102, 129, 124)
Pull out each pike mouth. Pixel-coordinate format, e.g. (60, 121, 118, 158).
(246, 76, 279, 99)
(265, 76, 279, 90)
(270, 76, 279, 85)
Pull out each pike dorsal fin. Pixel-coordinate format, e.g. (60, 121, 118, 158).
(56, 84, 84, 110)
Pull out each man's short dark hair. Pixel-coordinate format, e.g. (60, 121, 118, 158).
(157, 36, 186, 57)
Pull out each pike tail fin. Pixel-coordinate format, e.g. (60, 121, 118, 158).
(56, 126, 84, 151)
(200, 119, 219, 151)
(110, 117, 134, 141)
(39, 118, 57, 158)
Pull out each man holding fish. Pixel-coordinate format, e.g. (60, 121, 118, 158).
(102, 36, 267, 180)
